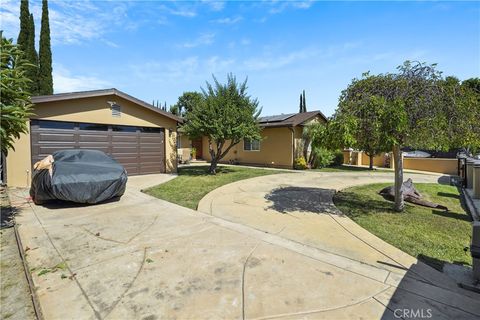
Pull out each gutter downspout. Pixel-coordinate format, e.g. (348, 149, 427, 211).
(288, 127, 295, 169)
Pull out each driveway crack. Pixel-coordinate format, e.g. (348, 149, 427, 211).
(242, 243, 260, 320)
(104, 247, 147, 319)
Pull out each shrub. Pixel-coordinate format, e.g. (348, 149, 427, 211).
(313, 148, 335, 168)
(332, 150, 344, 166)
(294, 156, 308, 170)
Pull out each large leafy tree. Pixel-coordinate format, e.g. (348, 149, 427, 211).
(337, 91, 388, 169)
(182, 74, 261, 174)
(39, 0, 53, 95)
(1, 35, 34, 155)
(335, 61, 468, 211)
(17, 0, 39, 95)
(170, 91, 204, 117)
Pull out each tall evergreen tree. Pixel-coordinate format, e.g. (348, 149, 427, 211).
(38, 0, 53, 95)
(302, 90, 307, 112)
(17, 1, 30, 51)
(17, 1, 39, 95)
(299, 93, 303, 113)
(27, 13, 39, 95)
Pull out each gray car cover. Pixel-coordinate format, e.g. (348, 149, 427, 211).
(30, 149, 128, 204)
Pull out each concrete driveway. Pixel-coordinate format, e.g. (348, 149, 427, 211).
(11, 172, 480, 320)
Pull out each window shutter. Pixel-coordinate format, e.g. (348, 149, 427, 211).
(111, 105, 121, 117)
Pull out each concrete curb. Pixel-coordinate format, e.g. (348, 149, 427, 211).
(14, 221, 44, 320)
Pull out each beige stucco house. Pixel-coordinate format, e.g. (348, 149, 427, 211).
(5, 88, 181, 187)
(196, 111, 328, 169)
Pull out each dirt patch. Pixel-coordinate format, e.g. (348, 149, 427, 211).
(1, 188, 36, 320)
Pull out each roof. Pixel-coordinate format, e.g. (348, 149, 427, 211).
(259, 110, 328, 128)
(31, 88, 182, 123)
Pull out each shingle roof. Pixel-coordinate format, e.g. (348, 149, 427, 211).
(31, 88, 182, 123)
(259, 110, 328, 128)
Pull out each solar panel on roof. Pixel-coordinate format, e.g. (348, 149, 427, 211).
(259, 113, 296, 123)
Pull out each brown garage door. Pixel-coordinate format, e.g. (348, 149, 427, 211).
(30, 120, 165, 175)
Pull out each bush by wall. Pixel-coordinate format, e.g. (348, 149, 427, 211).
(294, 156, 308, 170)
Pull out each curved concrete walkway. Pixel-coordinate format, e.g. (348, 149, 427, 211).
(199, 171, 480, 317)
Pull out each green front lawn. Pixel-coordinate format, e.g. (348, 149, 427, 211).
(144, 165, 281, 209)
(334, 183, 472, 270)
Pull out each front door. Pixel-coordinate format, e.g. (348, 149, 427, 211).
(192, 138, 203, 159)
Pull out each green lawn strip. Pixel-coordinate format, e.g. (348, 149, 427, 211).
(333, 183, 472, 270)
(144, 165, 283, 210)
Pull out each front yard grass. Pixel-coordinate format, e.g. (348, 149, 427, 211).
(334, 183, 472, 270)
(144, 165, 282, 209)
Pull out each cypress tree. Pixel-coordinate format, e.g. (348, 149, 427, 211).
(17, 0, 30, 51)
(39, 0, 53, 95)
(299, 94, 303, 113)
(26, 13, 39, 95)
(302, 90, 307, 112)
(17, 1, 38, 95)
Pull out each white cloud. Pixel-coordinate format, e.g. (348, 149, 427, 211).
(129, 55, 235, 85)
(202, 1, 225, 11)
(169, 9, 197, 17)
(267, 0, 315, 14)
(53, 64, 111, 93)
(0, 0, 134, 46)
(211, 16, 243, 24)
(181, 33, 215, 48)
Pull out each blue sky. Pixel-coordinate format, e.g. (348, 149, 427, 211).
(1, 1, 479, 117)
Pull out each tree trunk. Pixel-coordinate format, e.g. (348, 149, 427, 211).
(208, 159, 218, 174)
(369, 154, 374, 170)
(392, 145, 404, 212)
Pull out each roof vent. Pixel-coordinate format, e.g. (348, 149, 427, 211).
(111, 104, 121, 117)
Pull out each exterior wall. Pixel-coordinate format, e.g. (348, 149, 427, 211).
(7, 95, 178, 187)
(202, 127, 294, 169)
(343, 150, 352, 164)
(178, 134, 191, 149)
(361, 152, 387, 167)
(403, 158, 457, 175)
(6, 132, 32, 187)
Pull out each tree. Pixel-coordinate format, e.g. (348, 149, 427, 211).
(336, 85, 389, 169)
(302, 90, 307, 112)
(17, 0, 39, 95)
(182, 74, 261, 174)
(302, 122, 327, 167)
(171, 91, 204, 117)
(1, 35, 34, 155)
(298, 90, 307, 113)
(38, 0, 53, 95)
(440, 77, 480, 154)
(298, 93, 303, 113)
(335, 61, 460, 212)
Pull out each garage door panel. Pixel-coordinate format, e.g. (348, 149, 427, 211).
(37, 133, 76, 142)
(140, 136, 164, 143)
(112, 135, 137, 143)
(79, 135, 109, 143)
(112, 147, 138, 154)
(31, 121, 165, 175)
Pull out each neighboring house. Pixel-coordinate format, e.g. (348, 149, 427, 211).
(192, 111, 327, 169)
(6, 88, 182, 187)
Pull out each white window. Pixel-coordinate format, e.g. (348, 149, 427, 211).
(244, 139, 260, 151)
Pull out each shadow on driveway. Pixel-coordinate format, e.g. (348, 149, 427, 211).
(265, 186, 342, 215)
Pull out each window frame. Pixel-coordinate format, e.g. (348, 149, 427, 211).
(243, 138, 260, 152)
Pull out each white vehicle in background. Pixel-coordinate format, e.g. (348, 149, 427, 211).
(403, 150, 431, 158)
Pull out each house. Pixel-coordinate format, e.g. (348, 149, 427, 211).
(5, 89, 182, 187)
(186, 110, 327, 169)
